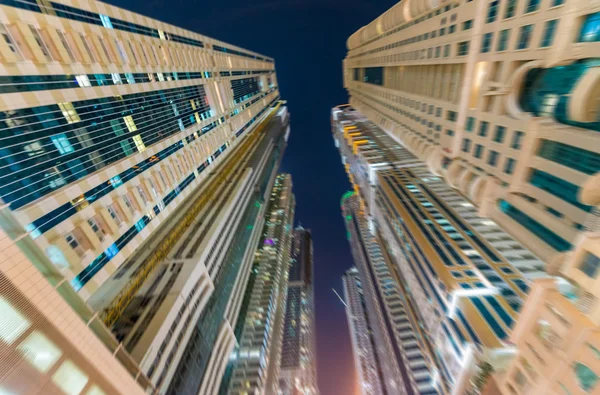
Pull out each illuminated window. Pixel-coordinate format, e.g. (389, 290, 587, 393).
(133, 134, 145, 152)
(51, 134, 74, 154)
(52, 360, 89, 395)
(58, 102, 80, 123)
(99, 14, 113, 29)
(111, 72, 122, 84)
(0, 296, 31, 344)
(123, 116, 137, 132)
(24, 141, 44, 156)
(18, 331, 62, 372)
(75, 74, 91, 87)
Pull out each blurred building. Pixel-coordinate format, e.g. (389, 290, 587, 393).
(343, 0, 599, 269)
(0, 0, 288, 394)
(222, 174, 296, 394)
(279, 227, 318, 395)
(332, 106, 549, 394)
(343, 267, 386, 395)
(342, 192, 441, 395)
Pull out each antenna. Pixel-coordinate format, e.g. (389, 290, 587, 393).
(332, 288, 348, 309)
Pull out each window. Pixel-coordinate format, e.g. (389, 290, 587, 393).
(462, 138, 472, 153)
(573, 363, 598, 392)
(66, 233, 84, 257)
(133, 135, 146, 152)
(505, 0, 517, 18)
(56, 31, 75, 62)
(481, 33, 493, 53)
(107, 204, 122, 225)
(511, 131, 524, 149)
(111, 73, 122, 84)
(446, 129, 455, 136)
(494, 126, 506, 143)
(137, 185, 149, 204)
(79, 34, 96, 62)
(463, 20, 473, 30)
(504, 158, 516, 174)
(58, 102, 80, 124)
(123, 116, 137, 132)
(449, 25, 456, 34)
(440, 27, 446, 36)
(540, 20, 558, 47)
(529, 169, 591, 212)
(447, 111, 457, 121)
(579, 253, 600, 278)
(30, 26, 52, 61)
(444, 44, 450, 57)
(435, 46, 441, 58)
(122, 195, 135, 214)
(474, 144, 484, 158)
(51, 134, 74, 154)
(363, 67, 384, 85)
(0, 296, 31, 344)
(52, 360, 89, 395)
(517, 25, 534, 49)
(100, 14, 113, 29)
(479, 121, 489, 136)
(552, 0, 564, 5)
(87, 218, 105, 241)
(0, 24, 22, 58)
(488, 150, 499, 166)
(457, 41, 470, 56)
(75, 74, 91, 87)
(466, 117, 475, 132)
(525, 0, 541, 13)
(497, 29, 510, 51)
(18, 331, 62, 373)
(538, 140, 600, 175)
(487, 0, 499, 23)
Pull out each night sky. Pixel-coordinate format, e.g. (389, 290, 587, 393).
(105, 0, 397, 393)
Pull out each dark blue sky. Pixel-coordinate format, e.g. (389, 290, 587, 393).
(106, 0, 396, 393)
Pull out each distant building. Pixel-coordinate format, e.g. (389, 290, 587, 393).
(224, 174, 296, 394)
(343, 267, 386, 395)
(279, 227, 318, 395)
(342, 192, 440, 395)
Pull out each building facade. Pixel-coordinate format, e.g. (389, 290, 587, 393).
(278, 227, 318, 395)
(0, 0, 287, 394)
(222, 173, 295, 394)
(343, 0, 599, 270)
(342, 192, 441, 395)
(343, 267, 387, 395)
(332, 106, 549, 394)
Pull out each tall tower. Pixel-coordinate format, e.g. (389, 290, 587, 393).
(341, 1, 600, 393)
(0, 1, 288, 394)
(342, 267, 386, 395)
(222, 174, 295, 394)
(279, 227, 318, 395)
(342, 192, 441, 395)
(343, 0, 599, 268)
(332, 106, 548, 394)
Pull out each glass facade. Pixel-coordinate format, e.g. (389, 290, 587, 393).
(529, 169, 592, 212)
(498, 200, 572, 251)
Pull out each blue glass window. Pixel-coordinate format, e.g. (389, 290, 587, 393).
(517, 25, 534, 49)
(481, 33, 493, 53)
(511, 131, 524, 149)
(474, 144, 484, 159)
(487, 0, 500, 23)
(479, 121, 489, 136)
(505, 0, 518, 18)
(504, 158, 516, 174)
(457, 41, 470, 56)
(462, 138, 472, 153)
(540, 20, 558, 47)
(498, 200, 572, 251)
(552, 0, 565, 5)
(497, 29, 510, 51)
(573, 363, 598, 391)
(363, 67, 384, 85)
(494, 126, 506, 143)
(466, 117, 475, 132)
(537, 140, 600, 175)
(525, 0, 541, 13)
(579, 253, 600, 278)
(463, 20, 473, 30)
(580, 13, 600, 42)
(529, 169, 591, 212)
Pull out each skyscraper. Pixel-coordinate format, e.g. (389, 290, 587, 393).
(0, 1, 288, 394)
(332, 105, 548, 394)
(342, 1, 600, 393)
(342, 192, 441, 395)
(343, 267, 386, 395)
(279, 227, 318, 395)
(222, 173, 295, 394)
(343, 0, 599, 267)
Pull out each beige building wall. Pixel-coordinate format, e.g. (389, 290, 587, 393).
(343, 0, 600, 269)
